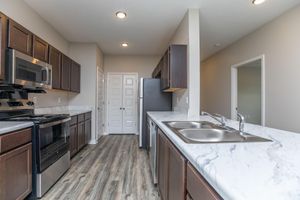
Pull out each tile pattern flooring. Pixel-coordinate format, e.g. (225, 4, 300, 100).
(42, 135, 160, 200)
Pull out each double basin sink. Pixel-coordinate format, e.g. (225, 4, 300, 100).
(163, 121, 271, 143)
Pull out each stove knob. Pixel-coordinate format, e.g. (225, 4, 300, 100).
(27, 101, 34, 106)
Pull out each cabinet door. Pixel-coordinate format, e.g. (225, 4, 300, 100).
(49, 46, 62, 89)
(70, 125, 78, 157)
(85, 119, 91, 145)
(70, 61, 81, 93)
(8, 19, 32, 55)
(169, 45, 187, 89)
(0, 13, 7, 80)
(33, 35, 48, 62)
(0, 143, 32, 200)
(61, 54, 71, 91)
(168, 142, 186, 200)
(77, 122, 85, 151)
(187, 162, 221, 200)
(161, 51, 170, 90)
(157, 129, 169, 200)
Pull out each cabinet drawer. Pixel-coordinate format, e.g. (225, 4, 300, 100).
(78, 114, 85, 123)
(70, 116, 78, 126)
(85, 112, 91, 121)
(0, 128, 32, 154)
(187, 162, 221, 200)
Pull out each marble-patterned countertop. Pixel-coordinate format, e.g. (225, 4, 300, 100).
(0, 121, 33, 136)
(34, 106, 92, 117)
(147, 111, 300, 200)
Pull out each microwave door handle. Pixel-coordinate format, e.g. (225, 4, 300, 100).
(42, 66, 49, 85)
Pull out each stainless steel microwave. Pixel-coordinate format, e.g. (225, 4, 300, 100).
(6, 49, 52, 89)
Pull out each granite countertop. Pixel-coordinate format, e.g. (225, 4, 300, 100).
(0, 121, 34, 136)
(147, 111, 300, 200)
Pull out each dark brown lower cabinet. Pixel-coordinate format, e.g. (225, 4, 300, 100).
(157, 128, 222, 200)
(0, 143, 32, 200)
(168, 141, 186, 200)
(85, 119, 91, 144)
(77, 122, 85, 151)
(69, 112, 92, 158)
(186, 163, 221, 200)
(70, 125, 78, 157)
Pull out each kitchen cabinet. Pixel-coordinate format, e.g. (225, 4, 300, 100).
(0, 13, 7, 80)
(168, 140, 186, 200)
(157, 128, 221, 200)
(70, 61, 81, 93)
(70, 124, 78, 158)
(69, 112, 92, 158)
(0, 128, 32, 200)
(77, 121, 85, 151)
(8, 19, 33, 56)
(186, 162, 221, 200)
(155, 45, 187, 92)
(49, 46, 62, 89)
(157, 128, 186, 200)
(33, 35, 49, 62)
(84, 113, 91, 144)
(61, 54, 72, 91)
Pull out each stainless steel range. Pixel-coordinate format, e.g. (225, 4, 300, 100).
(0, 95, 71, 198)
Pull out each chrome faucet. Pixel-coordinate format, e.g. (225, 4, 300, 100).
(237, 113, 245, 136)
(201, 111, 226, 126)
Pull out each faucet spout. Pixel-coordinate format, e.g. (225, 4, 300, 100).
(237, 113, 245, 135)
(201, 111, 226, 126)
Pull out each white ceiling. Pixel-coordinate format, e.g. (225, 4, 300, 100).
(24, 0, 300, 59)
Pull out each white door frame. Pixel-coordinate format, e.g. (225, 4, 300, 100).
(96, 66, 105, 140)
(106, 72, 139, 134)
(231, 55, 266, 126)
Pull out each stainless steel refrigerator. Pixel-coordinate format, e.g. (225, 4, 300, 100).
(138, 78, 172, 148)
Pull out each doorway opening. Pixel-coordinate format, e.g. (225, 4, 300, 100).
(231, 55, 265, 126)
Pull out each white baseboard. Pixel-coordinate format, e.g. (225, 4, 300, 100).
(88, 139, 98, 144)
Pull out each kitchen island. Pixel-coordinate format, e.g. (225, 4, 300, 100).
(148, 111, 300, 200)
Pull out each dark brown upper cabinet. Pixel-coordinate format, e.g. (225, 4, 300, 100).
(61, 54, 71, 91)
(33, 35, 49, 62)
(158, 44, 187, 92)
(48, 46, 62, 90)
(8, 19, 32, 56)
(0, 13, 7, 80)
(70, 61, 81, 93)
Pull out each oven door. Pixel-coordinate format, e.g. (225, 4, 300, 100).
(6, 49, 52, 89)
(37, 118, 70, 172)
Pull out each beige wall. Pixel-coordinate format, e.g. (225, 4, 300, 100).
(69, 43, 104, 143)
(201, 5, 300, 132)
(104, 55, 160, 79)
(0, 0, 72, 108)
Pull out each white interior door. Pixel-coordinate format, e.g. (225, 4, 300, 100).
(107, 74, 123, 133)
(96, 67, 105, 140)
(107, 73, 138, 134)
(122, 74, 138, 133)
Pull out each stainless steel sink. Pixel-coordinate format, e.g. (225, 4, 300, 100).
(165, 121, 216, 129)
(163, 121, 272, 144)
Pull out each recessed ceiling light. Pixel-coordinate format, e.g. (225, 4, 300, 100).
(121, 42, 128, 47)
(116, 11, 127, 19)
(252, 0, 266, 5)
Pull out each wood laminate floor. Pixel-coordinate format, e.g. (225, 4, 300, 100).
(42, 135, 160, 200)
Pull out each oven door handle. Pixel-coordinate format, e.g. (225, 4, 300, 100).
(39, 118, 71, 129)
